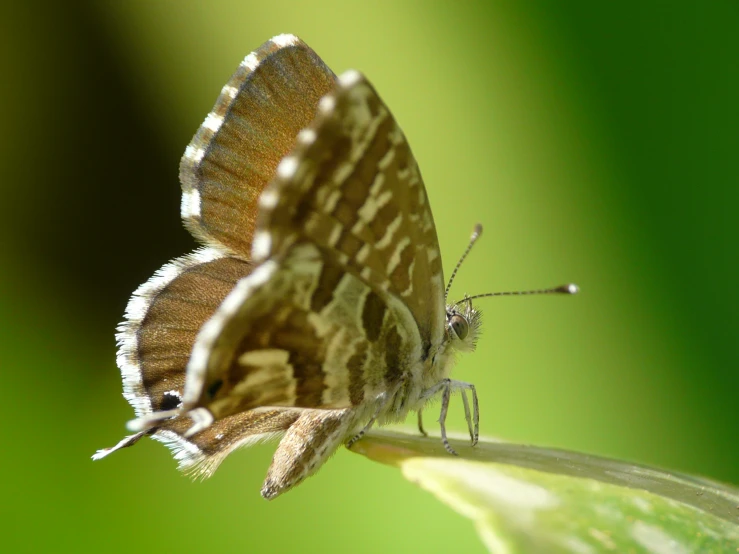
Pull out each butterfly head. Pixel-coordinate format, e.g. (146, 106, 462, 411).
(444, 298, 482, 353)
(441, 224, 484, 355)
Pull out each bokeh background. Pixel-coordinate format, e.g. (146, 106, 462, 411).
(2, 1, 737, 552)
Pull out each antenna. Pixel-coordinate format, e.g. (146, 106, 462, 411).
(445, 223, 483, 301)
(453, 283, 579, 306)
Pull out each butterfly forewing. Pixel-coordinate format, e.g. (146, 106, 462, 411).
(253, 71, 447, 352)
(181, 71, 446, 419)
(180, 35, 336, 257)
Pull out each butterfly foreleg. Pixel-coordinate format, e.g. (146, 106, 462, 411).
(458, 382, 479, 447)
(421, 378, 479, 455)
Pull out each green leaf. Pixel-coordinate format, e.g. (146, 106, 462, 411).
(349, 430, 739, 553)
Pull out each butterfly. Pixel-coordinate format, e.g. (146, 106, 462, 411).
(93, 34, 577, 499)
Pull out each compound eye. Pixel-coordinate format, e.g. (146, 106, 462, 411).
(450, 314, 469, 340)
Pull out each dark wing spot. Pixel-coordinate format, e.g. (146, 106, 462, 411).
(310, 260, 345, 313)
(361, 290, 386, 342)
(160, 391, 181, 411)
(207, 379, 223, 399)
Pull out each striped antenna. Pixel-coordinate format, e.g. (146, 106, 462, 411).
(454, 283, 579, 306)
(445, 223, 483, 301)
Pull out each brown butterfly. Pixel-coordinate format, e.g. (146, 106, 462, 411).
(94, 34, 577, 499)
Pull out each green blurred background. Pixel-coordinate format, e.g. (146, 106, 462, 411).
(2, 1, 737, 552)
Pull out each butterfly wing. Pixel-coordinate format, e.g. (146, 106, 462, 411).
(254, 70, 447, 353)
(99, 36, 332, 464)
(180, 34, 336, 258)
(100, 36, 446, 482)
(181, 241, 424, 422)
(179, 71, 446, 422)
(100, 36, 450, 492)
(94, 247, 302, 472)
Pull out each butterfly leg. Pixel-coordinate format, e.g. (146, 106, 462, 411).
(419, 379, 456, 454)
(457, 382, 479, 446)
(417, 409, 428, 437)
(345, 393, 388, 449)
(438, 380, 457, 455)
(421, 378, 479, 455)
(262, 409, 354, 500)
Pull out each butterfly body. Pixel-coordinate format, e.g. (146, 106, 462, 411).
(95, 34, 484, 499)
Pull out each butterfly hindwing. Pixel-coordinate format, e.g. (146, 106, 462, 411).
(156, 408, 302, 478)
(182, 241, 424, 420)
(94, 247, 300, 467)
(116, 248, 250, 418)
